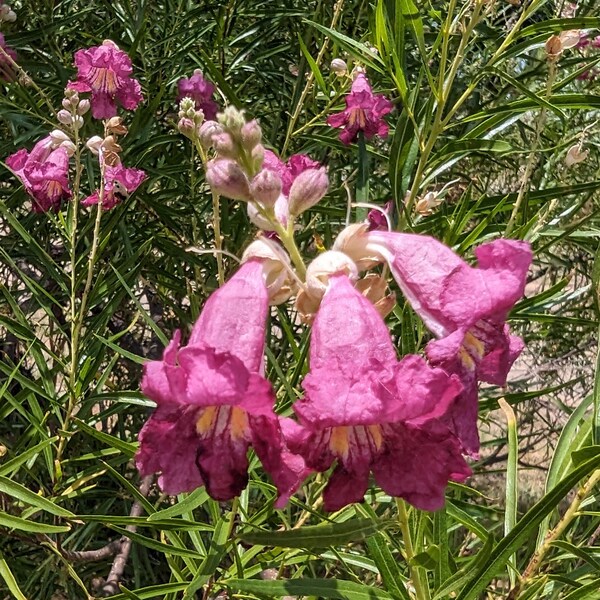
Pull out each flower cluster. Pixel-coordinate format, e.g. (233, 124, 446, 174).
(137, 104, 531, 511)
(5, 41, 145, 213)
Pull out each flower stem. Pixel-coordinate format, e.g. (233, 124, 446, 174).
(396, 499, 430, 600)
(272, 221, 307, 279)
(356, 131, 369, 221)
(212, 190, 225, 285)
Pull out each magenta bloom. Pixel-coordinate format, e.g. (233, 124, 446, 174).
(327, 74, 393, 145)
(0, 32, 17, 82)
(82, 162, 146, 210)
(287, 273, 470, 512)
(6, 137, 71, 212)
(69, 40, 143, 120)
(177, 69, 218, 120)
(359, 232, 532, 455)
(136, 260, 307, 505)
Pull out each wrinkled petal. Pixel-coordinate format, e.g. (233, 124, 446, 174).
(373, 422, 471, 511)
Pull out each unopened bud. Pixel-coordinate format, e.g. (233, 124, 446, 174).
(305, 250, 358, 299)
(178, 117, 196, 138)
(86, 135, 104, 154)
(57, 110, 73, 125)
(250, 169, 282, 207)
(0, 5, 17, 22)
(212, 132, 237, 157)
(198, 120, 223, 149)
(288, 167, 328, 215)
(218, 106, 246, 133)
(330, 58, 348, 75)
(565, 144, 588, 167)
(77, 99, 90, 115)
(179, 96, 195, 114)
(241, 119, 262, 149)
(250, 144, 265, 173)
(205, 159, 251, 201)
(62, 98, 73, 110)
(72, 115, 84, 130)
(49, 129, 71, 145)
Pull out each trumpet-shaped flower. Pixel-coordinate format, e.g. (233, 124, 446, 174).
(339, 229, 531, 455)
(136, 260, 307, 505)
(6, 136, 72, 212)
(69, 40, 143, 119)
(82, 162, 146, 210)
(327, 74, 393, 145)
(287, 273, 470, 512)
(177, 69, 218, 121)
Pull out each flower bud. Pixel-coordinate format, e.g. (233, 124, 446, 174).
(0, 5, 17, 22)
(205, 159, 251, 201)
(198, 120, 223, 149)
(330, 58, 348, 75)
(241, 119, 262, 149)
(565, 144, 588, 167)
(250, 168, 282, 207)
(49, 129, 71, 145)
(178, 117, 196, 138)
(559, 30, 581, 49)
(57, 110, 73, 125)
(305, 250, 358, 299)
(250, 144, 265, 173)
(288, 167, 328, 215)
(218, 106, 246, 133)
(72, 115, 84, 130)
(62, 98, 73, 110)
(77, 99, 91, 115)
(212, 132, 237, 158)
(86, 135, 104, 154)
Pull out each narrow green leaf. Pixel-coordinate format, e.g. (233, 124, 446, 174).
(106, 524, 202, 558)
(0, 437, 58, 477)
(224, 578, 394, 600)
(238, 518, 393, 549)
(148, 488, 210, 521)
(0, 511, 70, 534)
(0, 554, 28, 600)
(367, 533, 411, 600)
(297, 33, 327, 95)
(0, 476, 75, 518)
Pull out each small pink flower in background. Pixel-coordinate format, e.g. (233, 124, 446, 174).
(286, 272, 470, 512)
(327, 73, 393, 145)
(177, 69, 218, 120)
(0, 32, 17, 82)
(68, 40, 143, 120)
(6, 135, 72, 212)
(349, 231, 531, 456)
(136, 260, 307, 506)
(82, 162, 146, 210)
(367, 200, 393, 231)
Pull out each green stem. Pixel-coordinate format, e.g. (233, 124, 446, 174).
(212, 190, 225, 285)
(396, 499, 430, 600)
(272, 221, 307, 279)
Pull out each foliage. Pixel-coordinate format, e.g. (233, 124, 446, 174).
(1, 0, 599, 599)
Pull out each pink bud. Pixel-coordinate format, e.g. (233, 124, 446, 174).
(77, 99, 91, 115)
(205, 159, 251, 201)
(250, 169, 282, 207)
(198, 120, 223, 149)
(57, 110, 72, 125)
(241, 119, 262, 149)
(212, 132, 236, 158)
(178, 117, 195, 138)
(287, 167, 328, 215)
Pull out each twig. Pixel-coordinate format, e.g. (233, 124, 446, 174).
(60, 539, 123, 563)
(101, 475, 153, 596)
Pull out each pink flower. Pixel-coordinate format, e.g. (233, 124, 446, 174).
(136, 260, 307, 506)
(0, 32, 17, 82)
(367, 200, 393, 231)
(6, 136, 71, 212)
(68, 40, 143, 120)
(287, 273, 470, 512)
(327, 74, 393, 145)
(82, 162, 146, 210)
(177, 69, 218, 120)
(347, 231, 531, 455)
